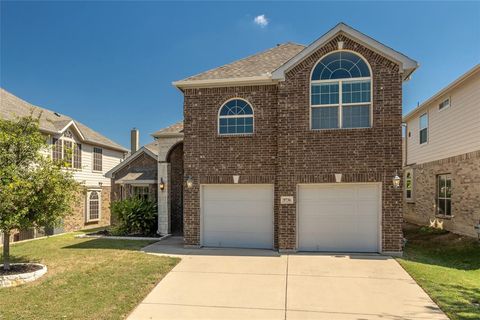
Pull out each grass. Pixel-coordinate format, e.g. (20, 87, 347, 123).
(398, 224, 480, 320)
(0, 231, 179, 320)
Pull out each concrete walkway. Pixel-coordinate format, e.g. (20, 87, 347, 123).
(128, 237, 447, 320)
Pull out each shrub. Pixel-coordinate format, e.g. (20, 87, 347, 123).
(110, 198, 157, 236)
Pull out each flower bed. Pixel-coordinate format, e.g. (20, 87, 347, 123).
(0, 263, 47, 288)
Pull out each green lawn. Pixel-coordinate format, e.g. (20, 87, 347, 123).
(0, 232, 179, 320)
(398, 224, 480, 320)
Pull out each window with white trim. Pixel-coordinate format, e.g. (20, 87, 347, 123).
(93, 147, 103, 171)
(405, 169, 413, 200)
(87, 190, 100, 221)
(218, 99, 254, 135)
(439, 98, 450, 111)
(311, 51, 371, 129)
(52, 135, 81, 169)
(133, 186, 150, 201)
(419, 113, 428, 144)
(437, 174, 452, 216)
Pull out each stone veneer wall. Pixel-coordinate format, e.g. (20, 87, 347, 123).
(404, 150, 480, 237)
(183, 34, 404, 252)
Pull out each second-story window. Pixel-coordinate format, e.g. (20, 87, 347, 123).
(311, 51, 372, 129)
(419, 113, 428, 144)
(218, 99, 254, 135)
(52, 136, 81, 169)
(93, 147, 103, 171)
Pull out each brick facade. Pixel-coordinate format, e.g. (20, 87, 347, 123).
(167, 142, 184, 234)
(404, 150, 480, 237)
(183, 34, 404, 252)
(63, 186, 112, 232)
(111, 152, 158, 202)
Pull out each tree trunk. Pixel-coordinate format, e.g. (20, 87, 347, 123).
(2, 231, 10, 271)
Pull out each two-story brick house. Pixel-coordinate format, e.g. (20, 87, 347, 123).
(173, 23, 418, 254)
(0, 88, 128, 240)
(403, 64, 480, 237)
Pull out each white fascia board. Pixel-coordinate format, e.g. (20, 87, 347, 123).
(115, 179, 156, 185)
(172, 75, 276, 89)
(272, 23, 419, 81)
(58, 120, 86, 141)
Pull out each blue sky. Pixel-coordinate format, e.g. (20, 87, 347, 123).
(1, 1, 479, 147)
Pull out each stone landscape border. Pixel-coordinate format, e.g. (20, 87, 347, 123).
(0, 263, 47, 288)
(76, 233, 170, 241)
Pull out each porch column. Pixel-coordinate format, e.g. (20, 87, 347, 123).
(157, 162, 171, 235)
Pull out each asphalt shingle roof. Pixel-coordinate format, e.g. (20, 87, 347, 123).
(151, 121, 183, 137)
(179, 43, 305, 82)
(0, 88, 128, 152)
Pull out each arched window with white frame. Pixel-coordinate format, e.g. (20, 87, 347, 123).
(218, 99, 254, 135)
(87, 190, 100, 222)
(310, 51, 372, 129)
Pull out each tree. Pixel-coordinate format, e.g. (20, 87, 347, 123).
(0, 115, 79, 270)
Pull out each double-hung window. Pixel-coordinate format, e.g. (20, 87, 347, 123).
(93, 147, 103, 171)
(405, 169, 413, 201)
(311, 51, 372, 129)
(133, 186, 150, 201)
(419, 113, 428, 144)
(437, 174, 452, 216)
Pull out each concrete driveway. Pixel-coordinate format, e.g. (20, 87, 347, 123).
(128, 237, 447, 320)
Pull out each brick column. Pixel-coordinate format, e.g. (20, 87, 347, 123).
(157, 162, 171, 235)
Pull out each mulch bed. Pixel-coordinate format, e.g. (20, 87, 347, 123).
(87, 229, 161, 238)
(0, 264, 43, 276)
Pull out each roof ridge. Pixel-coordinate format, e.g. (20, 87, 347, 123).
(1, 88, 72, 120)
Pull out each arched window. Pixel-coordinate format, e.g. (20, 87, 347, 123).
(311, 51, 372, 129)
(218, 99, 254, 135)
(87, 191, 100, 221)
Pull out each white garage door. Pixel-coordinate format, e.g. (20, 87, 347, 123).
(201, 184, 274, 249)
(298, 183, 380, 252)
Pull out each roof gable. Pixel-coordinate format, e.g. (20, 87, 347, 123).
(272, 23, 418, 81)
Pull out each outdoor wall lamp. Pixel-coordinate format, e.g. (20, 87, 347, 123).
(186, 176, 193, 189)
(392, 170, 401, 189)
(159, 178, 165, 191)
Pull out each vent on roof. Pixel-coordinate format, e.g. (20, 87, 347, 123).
(54, 112, 61, 117)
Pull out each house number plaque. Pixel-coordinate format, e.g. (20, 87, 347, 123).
(281, 196, 294, 205)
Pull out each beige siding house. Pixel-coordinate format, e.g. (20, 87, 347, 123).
(0, 88, 128, 241)
(403, 64, 480, 237)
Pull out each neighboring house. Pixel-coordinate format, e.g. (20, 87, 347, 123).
(107, 122, 184, 234)
(172, 22, 418, 254)
(403, 64, 480, 237)
(0, 88, 128, 240)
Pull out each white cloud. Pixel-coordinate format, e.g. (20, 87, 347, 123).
(254, 14, 269, 28)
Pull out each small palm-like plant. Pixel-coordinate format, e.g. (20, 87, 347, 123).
(110, 198, 157, 236)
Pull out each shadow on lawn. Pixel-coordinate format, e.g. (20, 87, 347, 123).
(428, 282, 480, 319)
(402, 224, 480, 271)
(62, 238, 156, 251)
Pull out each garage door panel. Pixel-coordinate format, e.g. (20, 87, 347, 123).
(202, 185, 273, 249)
(298, 184, 380, 253)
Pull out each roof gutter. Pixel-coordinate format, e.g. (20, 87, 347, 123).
(172, 75, 276, 89)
